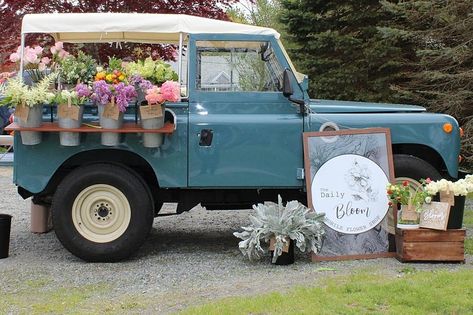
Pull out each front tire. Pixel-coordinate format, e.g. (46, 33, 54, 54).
(51, 163, 154, 262)
(393, 154, 443, 185)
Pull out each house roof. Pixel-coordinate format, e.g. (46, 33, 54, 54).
(21, 13, 280, 44)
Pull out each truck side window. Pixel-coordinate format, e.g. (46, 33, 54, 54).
(196, 41, 283, 92)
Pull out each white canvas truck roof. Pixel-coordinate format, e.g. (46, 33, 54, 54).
(21, 13, 280, 43)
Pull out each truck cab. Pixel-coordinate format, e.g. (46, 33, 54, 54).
(8, 13, 460, 261)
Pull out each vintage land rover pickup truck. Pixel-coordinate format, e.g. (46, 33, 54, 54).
(6, 13, 460, 261)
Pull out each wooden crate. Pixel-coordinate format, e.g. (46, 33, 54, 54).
(395, 228, 465, 263)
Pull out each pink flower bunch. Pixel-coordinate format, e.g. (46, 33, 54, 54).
(50, 42, 69, 59)
(10, 45, 50, 70)
(145, 81, 180, 105)
(160, 81, 180, 102)
(145, 86, 163, 105)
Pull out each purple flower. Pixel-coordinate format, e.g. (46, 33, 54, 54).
(75, 83, 91, 98)
(92, 80, 136, 112)
(113, 82, 136, 112)
(92, 80, 112, 106)
(139, 79, 153, 92)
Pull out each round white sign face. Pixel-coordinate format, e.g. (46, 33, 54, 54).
(312, 154, 389, 234)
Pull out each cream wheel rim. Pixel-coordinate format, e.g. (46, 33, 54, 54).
(72, 184, 131, 243)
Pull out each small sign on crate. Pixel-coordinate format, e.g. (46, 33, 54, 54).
(419, 201, 450, 231)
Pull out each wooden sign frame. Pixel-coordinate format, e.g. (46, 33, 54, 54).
(303, 128, 395, 261)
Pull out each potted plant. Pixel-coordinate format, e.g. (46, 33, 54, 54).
(387, 180, 431, 229)
(233, 195, 325, 265)
(425, 177, 473, 229)
(0, 73, 56, 145)
(92, 79, 136, 146)
(140, 80, 180, 148)
(55, 83, 91, 146)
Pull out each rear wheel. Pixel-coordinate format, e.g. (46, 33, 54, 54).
(52, 163, 154, 262)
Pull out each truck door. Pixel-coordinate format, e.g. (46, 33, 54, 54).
(188, 36, 304, 187)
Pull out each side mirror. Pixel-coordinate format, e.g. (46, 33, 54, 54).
(282, 69, 293, 97)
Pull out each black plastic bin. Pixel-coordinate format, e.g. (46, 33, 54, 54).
(447, 196, 466, 229)
(0, 214, 12, 259)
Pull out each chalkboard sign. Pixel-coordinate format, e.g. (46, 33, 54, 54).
(303, 128, 395, 260)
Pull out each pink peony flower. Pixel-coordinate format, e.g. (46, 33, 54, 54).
(160, 81, 180, 102)
(54, 42, 64, 50)
(50, 46, 57, 54)
(33, 45, 43, 55)
(25, 51, 39, 64)
(58, 50, 69, 59)
(145, 86, 164, 105)
(9, 52, 20, 63)
(41, 57, 51, 65)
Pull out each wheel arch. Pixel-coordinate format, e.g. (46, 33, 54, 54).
(39, 149, 160, 203)
(392, 143, 449, 177)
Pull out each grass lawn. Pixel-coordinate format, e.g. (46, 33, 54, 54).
(182, 199, 473, 315)
(181, 270, 473, 315)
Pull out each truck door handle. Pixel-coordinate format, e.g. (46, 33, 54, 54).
(199, 129, 213, 146)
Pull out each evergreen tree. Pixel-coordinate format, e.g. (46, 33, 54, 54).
(380, 0, 473, 164)
(280, 0, 409, 102)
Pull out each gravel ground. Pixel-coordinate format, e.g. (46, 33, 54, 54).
(0, 166, 472, 314)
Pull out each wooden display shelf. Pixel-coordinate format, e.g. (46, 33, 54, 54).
(395, 228, 465, 263)
(5, 122, 175, 134)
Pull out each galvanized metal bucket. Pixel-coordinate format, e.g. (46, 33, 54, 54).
(98, 105, 124, 146)
(58, 105, 84, 146)
(17, 104, 43, 145)
(141, 114, 165, 148)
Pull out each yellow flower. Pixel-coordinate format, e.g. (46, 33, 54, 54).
(96, 72, 106, 80)
(105, 74, 113, 82)
(118, 74, 125, 81)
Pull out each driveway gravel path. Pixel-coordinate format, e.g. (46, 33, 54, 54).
(0, 166, 472, 314)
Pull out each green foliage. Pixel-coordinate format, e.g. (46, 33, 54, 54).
(378, 1, 473, 165)
(181, 270, 473, 314)
(233, 195, 325, 263)
(107, 56, 124, 72)
(280, 0, 409, 102)
(59, 51, 98, 84)
(125, 57, 178, 85)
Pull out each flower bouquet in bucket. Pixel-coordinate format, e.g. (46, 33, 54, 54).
(55, 84, 91, 146)
(0, 73, 56, 145)
(387, 180, 431, 229)
(140, 80, 180, 148)
(424, 177, 473, 229)
(92, 58, 136, 147)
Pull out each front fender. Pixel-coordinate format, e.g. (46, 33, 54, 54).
(306, 112, 460, 178)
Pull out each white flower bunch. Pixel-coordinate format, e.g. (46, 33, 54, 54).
(1, 73, 56, 107)
(425, 178, 473, 196)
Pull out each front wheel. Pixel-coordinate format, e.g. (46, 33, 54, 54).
(51, 163, 154, 262)
(393, 154, 443, 186)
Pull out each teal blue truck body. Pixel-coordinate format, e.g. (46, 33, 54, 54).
(12, 34, 460, 202)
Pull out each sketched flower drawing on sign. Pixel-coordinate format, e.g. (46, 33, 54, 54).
(344, 159, 378, 202)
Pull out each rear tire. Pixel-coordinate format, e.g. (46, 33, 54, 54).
(51, 163, 154, 262)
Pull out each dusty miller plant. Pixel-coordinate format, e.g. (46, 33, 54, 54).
(234, 195, 325, 263)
